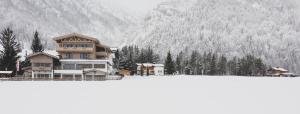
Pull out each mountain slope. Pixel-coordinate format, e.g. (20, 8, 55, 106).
(0, 0, 136, 48)
(131, 0, 300, 73)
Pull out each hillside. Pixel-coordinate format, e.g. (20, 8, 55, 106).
(0, 0, 136, 48)
(130, 0, 300, 73)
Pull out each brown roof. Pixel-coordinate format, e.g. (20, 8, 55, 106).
(27, 52, 59, 59)
(53, 33, 99, 43)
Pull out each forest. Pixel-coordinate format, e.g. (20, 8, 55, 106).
(115, 45, 268, 76)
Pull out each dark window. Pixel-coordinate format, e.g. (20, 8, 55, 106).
(76, 64, 93, 70)
(63, 64, 75, 70)
(65, 53, 73, 59)
(33, 63, 51, 67)
(80, 53, 89, 59)
(94, 64, 106, 69)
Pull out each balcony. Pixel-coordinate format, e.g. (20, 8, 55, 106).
(57, 47, 94, 53)
(96, 52, 107, 56)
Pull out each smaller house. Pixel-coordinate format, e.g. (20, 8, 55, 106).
(267, 67, 295, 77)
(26, 52, 59, 79)
(137, 63, 164, 76)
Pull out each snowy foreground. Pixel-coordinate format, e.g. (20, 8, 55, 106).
(0, 76, 299, 114)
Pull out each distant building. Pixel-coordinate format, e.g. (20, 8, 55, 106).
(25, 33, 114, 80)
(137, 63, 164, 76)
(267, 67, 295, 77)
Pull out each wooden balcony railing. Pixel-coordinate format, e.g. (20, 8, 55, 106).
(57, 47, 94, 53)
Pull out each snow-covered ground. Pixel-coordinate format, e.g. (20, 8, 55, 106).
(0, 76, 299, 114)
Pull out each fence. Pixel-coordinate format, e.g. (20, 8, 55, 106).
(0, 76, 124, 81)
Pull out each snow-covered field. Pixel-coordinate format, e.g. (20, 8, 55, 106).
(0, 76, 299, 114)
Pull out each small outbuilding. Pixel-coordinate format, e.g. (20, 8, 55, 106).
(137, 63, 164, 76)
(267, 67, 296, 77)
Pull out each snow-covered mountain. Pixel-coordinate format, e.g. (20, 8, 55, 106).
(0, 0, 136, 48)
(0, 0, 300, 73)
(130, 0, 300, 73)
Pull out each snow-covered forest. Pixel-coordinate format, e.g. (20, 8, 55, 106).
(130, 0, 300, 73)
(0, 0, 300, 73)
(117, 45, 267, 76)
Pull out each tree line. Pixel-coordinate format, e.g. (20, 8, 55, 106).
(113, 45, 160, 75)
(115, 45, 268, 76)
(0, 26, 268, 77)
(164, 50, 268, 76)
(0, 27, 44, 76)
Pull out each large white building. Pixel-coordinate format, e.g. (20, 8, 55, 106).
(26, 33, 114, 80)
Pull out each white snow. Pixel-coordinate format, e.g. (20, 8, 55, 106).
(0, 76, 299, 114)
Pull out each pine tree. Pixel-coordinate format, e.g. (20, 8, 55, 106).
(190, 51, 198, 75)
(113, 49, 120, 69)
(138, 50, 146, 63)
(21, 51, 31, 68)
(0, 27, 21, 74)
(175, 51, 183, 74)
(209, 53, 217, 75)
(228, 57, 238, 75)
(217, 55, 227, 75)
(145, 46, 154, 63)
(164, 51, 175, 75)
(31, 31, 44, 53)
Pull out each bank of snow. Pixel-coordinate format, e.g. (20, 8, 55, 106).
(0, 76, 299, 114)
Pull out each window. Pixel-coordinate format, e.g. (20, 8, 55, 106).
(63, 64, 75, 70)
(65, 53, 73, 59)
(76, 64, 93, 70)
(33, 63, 51, 67)
(94, 64, 105, 69)
(80, 53, 89, 59)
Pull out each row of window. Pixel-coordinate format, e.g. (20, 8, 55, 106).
(63, 64, 106, 70)
(65, 53, 90, 59)
(33, 63, 51, 67)
(63, 44, 93, 48)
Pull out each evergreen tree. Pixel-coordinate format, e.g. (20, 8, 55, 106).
(190, 51, 198, 75)
(217, 55, 227, 75)
(31, 31, 44, 53)
(209, 53, 217, 75)
(175, 51, 183, 74)
(0, 27, 21, 74)
(164, 51, 175, 75)
(138, 50, 146, 63)
(113, 49, 120, 69)
(228, 57, 238, 75)
(145, 46, 154, 63)
(21, 51, 31, 68)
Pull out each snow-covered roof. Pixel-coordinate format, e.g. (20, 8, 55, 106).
(136, 63, 164, 67)
(271, 67, 288, 72)
(53, 33, 99, 43)
(27, 51, 59, 59)
(0, 71, 13, 74)
(44, 50, 59, 58)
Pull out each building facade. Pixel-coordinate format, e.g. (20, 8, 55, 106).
(27, 52, 59, 78)
(137, 63, 164, 76)
(26, 33, 114, 80)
